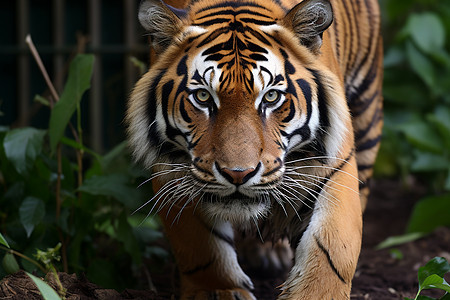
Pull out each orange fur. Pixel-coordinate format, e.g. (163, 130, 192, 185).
(127, 0, 382, 298)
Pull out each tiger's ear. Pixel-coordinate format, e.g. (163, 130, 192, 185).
(139, 0, 188, 53)
(281, 0, 333, 53)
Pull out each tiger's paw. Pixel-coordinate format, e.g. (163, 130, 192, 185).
(184, 288, 256, 300)
(238, 237, 293, 278)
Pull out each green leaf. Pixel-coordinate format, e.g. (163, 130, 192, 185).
(428, 106, 450, 150)
(0, 232, 10, 248)
(26, 272, 62, 300)
(34, 94, 50, 106)
(416, 296, 439, 300)
(389, 248, 404, 260)
(421, 274, 444, 289)
(48, 54, 94, 152)
(397, 120, 443, 154)
(418, 257, 450, 286)
(407, 13, 445, 54)
(78, 174, 141, 209)
(429, 283, 450, 293)
(446, 169, 450, 191)
(3, 127, 46, 175)
(86, 259, 117, 289)
(406, 41, 436, 89)
(100, 141, 128, 172)
(411, 151, 449, 172)
(129, 56, 147, 76)
(117, 212, 142, 264)
(375, 232, 426, 250)
(407, 195, 450, 234)
(2, 253, 20, 274)
(59, 136, 100, 160)
(19, 196, 46, 238)
(384, 46, 405, 68)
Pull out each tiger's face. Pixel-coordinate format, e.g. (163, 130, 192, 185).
(128, 0, 349, 222)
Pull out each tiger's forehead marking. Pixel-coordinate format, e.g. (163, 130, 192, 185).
(190, 48, 285, 95)
(186, 1, 286, 94)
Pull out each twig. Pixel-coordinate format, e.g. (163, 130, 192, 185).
(25, 35, 59, 107)
(25, 34, 70, 273)
(0, 245, 46, 274)
(25, 34, 80, 143)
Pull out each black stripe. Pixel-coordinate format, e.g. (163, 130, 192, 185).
(211, 228, 235, 248)
(177, 55, 188, 76)
(179, 97, 192, 123)
(161, 80, 183, 142)
(315, 235, 347, 284)
(247, 27, 272, 46)
(182, 259, 215, 275)
(286, 79, 312, 141)
(195, 9, 273, 21)
(281, 98, 296, 123)
(291, 149, 355, 246)
(357, 163, 373, 171)
(356, 135, 381, 152)
(354, 105, 382, 141)
(280, 49, 295, 74)
(194, 1, 270, 14)
(194, 18, 232, 26)
(146, 70, 166, 146)
(309, 69, 330, 130)
(239, 18, 276, 25)
(309, 69, 330, 158)
(233, 292, 245, 300)
(351, 90, 379, 117)
(359, 177, 371, 189)
(197, 27, 229, 48)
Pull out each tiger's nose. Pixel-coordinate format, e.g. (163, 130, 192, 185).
(217, 163, 261, 185)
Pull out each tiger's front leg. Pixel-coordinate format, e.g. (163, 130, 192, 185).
(279, 155, 362, 300)
(155, 181, 255, 300)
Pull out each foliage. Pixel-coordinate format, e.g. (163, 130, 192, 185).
(0, 54, 168, 291)
(405, 257, 450, 300)
(376, 0, 450, 234)
(27, 272, 62, 300)
(1, 232, 60, 299)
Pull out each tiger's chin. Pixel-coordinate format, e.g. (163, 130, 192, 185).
(200, 193, 271, 224)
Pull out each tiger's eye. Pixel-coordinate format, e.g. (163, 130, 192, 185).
(194, 89, 212, 103)
(263, 90, 280, 103)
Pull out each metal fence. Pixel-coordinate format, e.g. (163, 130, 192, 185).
(0, 0, 149, 151)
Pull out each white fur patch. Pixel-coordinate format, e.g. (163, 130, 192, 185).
(210, 220, 255, 293)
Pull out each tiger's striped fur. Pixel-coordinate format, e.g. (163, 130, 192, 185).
(127, 0, 382, 298)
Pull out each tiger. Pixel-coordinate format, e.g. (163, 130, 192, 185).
(126, 0, 383, 298)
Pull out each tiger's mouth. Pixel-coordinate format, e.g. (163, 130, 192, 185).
(206, 191, 266, 204)
(200, 191, 272, 223)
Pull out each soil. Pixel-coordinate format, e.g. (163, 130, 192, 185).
(1, 179, 449, 300)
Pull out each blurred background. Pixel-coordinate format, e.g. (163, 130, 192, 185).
(0, 0, 148, 152)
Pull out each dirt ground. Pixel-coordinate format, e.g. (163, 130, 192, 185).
(1, 179, 449, 299)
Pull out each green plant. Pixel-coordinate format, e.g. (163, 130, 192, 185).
(405, 257, 450, 300)
(0, 47, 167, 290)
(376, 0, 450, 236)
(1, 232, 62, 299)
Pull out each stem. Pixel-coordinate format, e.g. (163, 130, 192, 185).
(25, 35, 59, 106)
(25, 34, 80, 143)
(76, 103, 83, 202)
(50, 265, 66, 299)
(57, 229, 68, 274)
(56, 144, 62, 220)
(25, 34, 71, 275)
(0, 245, 46, 274)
